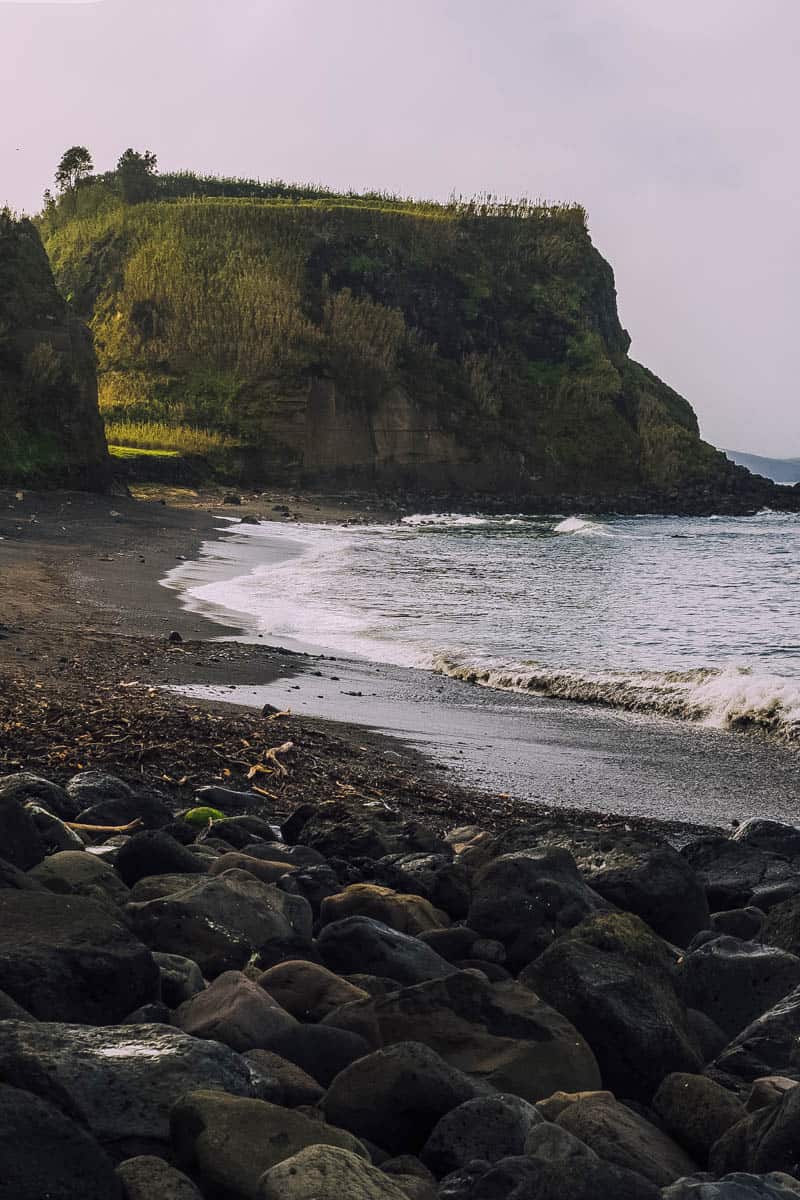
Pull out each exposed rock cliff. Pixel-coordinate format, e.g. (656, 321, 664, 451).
(0, 212, 109, 489)
(40, 189, 781, 506)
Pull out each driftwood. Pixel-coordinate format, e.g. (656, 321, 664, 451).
(65, 817, 143, 834)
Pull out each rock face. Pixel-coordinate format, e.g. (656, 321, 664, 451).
(0, 1083, 122, 1200)
(171, 1089, 368, 1198)
(257, 1146, 412, 1200)
(0, 1020, 266, 1151)
(0, 892, 159, 1022)
(0, 212, 108, 489)
(41, 188, 787, 509)
(522, 912, 701, 1101)
(323, 969, 601, 1102)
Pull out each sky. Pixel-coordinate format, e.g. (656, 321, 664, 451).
(1, 0, 797, 456)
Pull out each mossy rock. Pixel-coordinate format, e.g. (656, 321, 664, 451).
(181, 807, 225, 829)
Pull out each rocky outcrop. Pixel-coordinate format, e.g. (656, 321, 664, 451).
(0, 212, 108, 489)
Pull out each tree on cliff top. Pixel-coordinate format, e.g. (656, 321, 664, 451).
(55, 146, 94, 193)
(116, 148, 158, 204)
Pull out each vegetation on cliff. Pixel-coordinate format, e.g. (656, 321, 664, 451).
(0, 210, 109, 488)
(40, 171, 745, 496)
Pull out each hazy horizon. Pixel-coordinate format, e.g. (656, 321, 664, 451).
(2, 0, 797, 456)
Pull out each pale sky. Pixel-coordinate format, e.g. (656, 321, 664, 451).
(2, 0, 797, 456)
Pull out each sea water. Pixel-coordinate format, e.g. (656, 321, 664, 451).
(164, 509, 800, 745)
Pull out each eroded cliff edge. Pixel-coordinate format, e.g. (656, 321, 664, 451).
(41, 189, 789, 507)
(0, 212, 109, 489)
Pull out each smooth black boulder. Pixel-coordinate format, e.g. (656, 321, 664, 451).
(0, 772, 75, 820)
(115, 829, 203, 887)
(0, 1083, 122, 1200)
(0, 891, 159, 1022)
(0, 794, 45, 869)
(318, 915, 455, 984)
(678, 936, 800, 1038)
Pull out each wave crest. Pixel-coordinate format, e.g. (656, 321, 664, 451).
(432, 655, 800, 743)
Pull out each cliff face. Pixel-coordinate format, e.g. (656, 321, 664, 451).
(41, 194, 752, 500)
(0, 213, 109, 489)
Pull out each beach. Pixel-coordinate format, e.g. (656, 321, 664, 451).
(2, 485, 798, 839)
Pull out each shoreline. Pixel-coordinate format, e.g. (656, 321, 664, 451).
(2, 485, 798, 841)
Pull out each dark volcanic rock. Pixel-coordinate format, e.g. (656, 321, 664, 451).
(711, 908, 766, 941)
(653, 1073, 746, 1163)
(194, 784, 264, 812)
(522, 912, 701, 1102)
(174, 970, 297, 1051)
(127, 869, 312, 977)
(371, 851, 471, 919)
(712, 986, 800, 1084)
(28, 849, 130, 907)
(154, 951, 206, 1008)
(258, 959, 369, 1021)
(732, 819, 800, 858)
(763, 896, 800, 958)
(437, 1149, 661, 1200)
(678, 936, 800, 1038)
(115, 829, 203, 887)
(0, 794, 45, 869)
(296, 800, 445, 863)
(555, 1093, 697, 1186)
(322, 969, 601, 1103)
(318, 915, 455, 984)
(0, 772, 75, 820)
(421, 1094, 543, 1176)
(468, 847, 613, 968)
(0, 891, 158, 1022)
(320, 882, 449, 935)
(242, 1048, 325, 1107)
(0, 1083, 122, 1200)
(710, 1084, 800, 1177)
(171, 1089, 368, 1198)
(681, 838, 793, 911)
(67, 769, 134, 807)
(116, 1155, 203, 1200)
(323, 1040, 484, 1154)
(0, 1021, 267, 1152)
(267, 1022, 370, 1087)
(663, 1175, 800, 1198)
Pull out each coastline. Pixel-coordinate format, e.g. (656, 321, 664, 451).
(2, 485, 798, 840)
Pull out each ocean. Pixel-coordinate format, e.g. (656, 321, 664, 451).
(165, 508, 800, 748)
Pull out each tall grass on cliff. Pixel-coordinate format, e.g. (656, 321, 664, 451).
(40, 177, 726, 491)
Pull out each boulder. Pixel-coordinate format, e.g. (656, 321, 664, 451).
(0, 794, 45, 869)
(242, 842, 327, 868)
(437, 1150, 661, 1200)
(712, 986, 800, 1084)
(171, 1089, 368, 1199)
(28, 849, 130, 907)
(208, 851, 298, 884)
(764, 896, 800, 958)
(174, 970, 297, 1050)
(257, 1145, 411, 1200)
(663, 1175, 800, 1199)
(711, 908, 766, 940)
(323, 1041, 484, 1154)
(318, 915, 455, 984)
(371, 852, 471, 919)
(243, 1049, 325, 1106)
(129, 873, 205, 902)
(76, 792, 173, 831)
(468, 847, 612, 968)
(154, 952, 206, 1007)
(0, 1020, 266, 1151)
(66, 769, 133, 806)
(710, 1084, 800, 1177)
(127, 869, 312, 977)
(25, 803, 86, 853)
(323, 969, 600, 1103)
(320, 882, 449, 935)
(653, 1073, 747, 1162)
(0, 771, 75, 819)
(522, 912, 701, 1102)
(678, 937, 800, 1038)
(732, 820, 800, 858)
(269, 1022, 371, 1086)
(279, 864, 342, 914)
(117, 1155, 203, 1200)
(681, 838, 792, 910)
(194, 783, 264, 811)
(115, 830, 203, 887)
(258, 959, 369, 1020)
(0, 891, 158, 1022)
(555, 1092, 697, 1186)
(296, 801, 444, 863)
(0, 855, 47, 891)
(747, 1078, 800, 1112)
(0, 1083, 122, 1200)
(421, 1093, 542, 1176)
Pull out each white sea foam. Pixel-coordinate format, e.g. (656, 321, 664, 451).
(553, 515, 612, 536)
(432, 655, 800, 743)
(401, 513, 491, 527)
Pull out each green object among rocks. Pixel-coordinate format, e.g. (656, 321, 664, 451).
(182, 807, 225, 828)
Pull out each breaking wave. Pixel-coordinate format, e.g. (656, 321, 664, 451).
(432, 655, 800, 744)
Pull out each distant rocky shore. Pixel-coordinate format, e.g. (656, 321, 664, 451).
(3, 761, 800, 1198)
